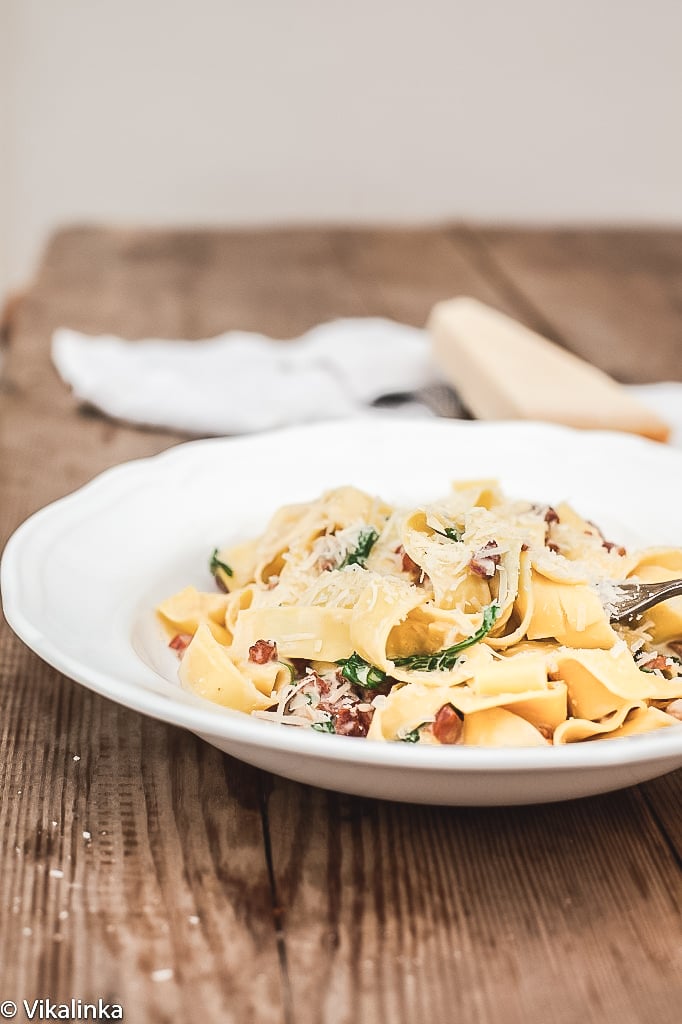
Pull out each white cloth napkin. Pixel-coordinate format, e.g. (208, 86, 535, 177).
(52, 319, 439, 434)
(52, 319, 682, 444)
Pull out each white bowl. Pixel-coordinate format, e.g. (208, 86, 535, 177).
(2, 418, 681, 805)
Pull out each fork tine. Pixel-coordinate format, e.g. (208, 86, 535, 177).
(609, 578, 682, 622)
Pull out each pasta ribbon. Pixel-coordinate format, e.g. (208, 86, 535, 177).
(462, 708, 549, 747)
(157, 586, 231, 645)
(231, 605, 353, 662)
(554, 704, 677, 744)
(179, 623, 277, 712)
(368, 680, 567, 742)
(556, 646, 682, 721)
(518, 572, 616, 648)
(350, 577, 424, 673)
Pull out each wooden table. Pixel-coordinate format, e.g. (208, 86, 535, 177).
(1, 226, 681, 1024)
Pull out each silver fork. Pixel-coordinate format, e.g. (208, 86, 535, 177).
(371, 383, 470, 419)
(609, 579, 682, 622)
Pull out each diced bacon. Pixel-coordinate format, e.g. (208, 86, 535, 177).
(333, 668, 348, 691)
(332, 706, 374, 737)
(402, 552, 421, 578)
(169, 633, 192, 654)
(432, 704, 463, 744)
(306, 669, 331, 696)
(249, 639, 278, 664)
(469, 540, 501, 578)
(395, 545, 414, 572)
(318, 693, 355, 718)
(314, 682, 375, 735)
(640, 655, 668, 673)
(395, 545, 425, 583)
(532, 503, 560, 525)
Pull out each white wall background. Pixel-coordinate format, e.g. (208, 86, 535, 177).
(2, 0, 682, 299)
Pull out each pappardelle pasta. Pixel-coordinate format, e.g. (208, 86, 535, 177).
(157, 480, 682, 746)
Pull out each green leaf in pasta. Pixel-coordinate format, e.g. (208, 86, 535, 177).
(338, 652, 387, 688)
(393, 603, 500, 672)
(338, 527, 379, 568)
(400, 727, 422, 743)
(312, 719, 336, 733)
(210, 548, 234, 578)
(433, 526, 463, 542)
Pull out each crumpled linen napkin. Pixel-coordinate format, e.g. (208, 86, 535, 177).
(52, 319, 439, 434)
(52, 318, 682, 445)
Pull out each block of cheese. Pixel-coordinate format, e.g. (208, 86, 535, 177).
(428, 297, 669, 442)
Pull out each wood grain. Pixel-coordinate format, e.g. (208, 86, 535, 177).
(0, 640, 285, 1021)
(267, 783, 682, 1024)
(468, 228, 682, 383)
(1, 225, 681, 1023)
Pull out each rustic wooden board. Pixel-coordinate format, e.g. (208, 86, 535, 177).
(1, 226, 681, 1023)
(471, 228, 682, 383)
(267, 782, 682, 1024)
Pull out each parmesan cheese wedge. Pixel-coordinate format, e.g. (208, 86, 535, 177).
(428, 297, 669, 442)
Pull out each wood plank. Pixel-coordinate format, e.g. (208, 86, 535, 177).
(640, 770, 682, 860)
(0, 640, 285, 1021)
(266, 783, 682, 1024)
(328, 226, 522, 324)
(29, 225, 374, 340)
(467, 228, 682, 383)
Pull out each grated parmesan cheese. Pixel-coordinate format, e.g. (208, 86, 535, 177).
(609, 638, 628, 658)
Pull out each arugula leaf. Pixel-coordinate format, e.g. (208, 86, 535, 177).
(312, 719, 335, 733)
(393, 603, 500, 672)
(640, 653, 681, 673)
(338, 652, 387, 688)
(338, 527, 379, 569)
(400, 727, 421, 743)
(433, 526, 463, 542)
(338, 605, 500, 683)
(210, 548, 233, 577)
